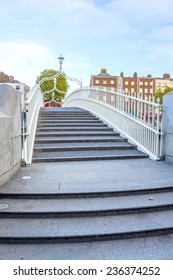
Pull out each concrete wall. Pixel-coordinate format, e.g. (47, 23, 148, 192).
(163, 91, 173, 164)
(0, 85, 21, 187)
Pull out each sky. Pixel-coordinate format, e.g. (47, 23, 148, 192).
(0, 0, 173, 93)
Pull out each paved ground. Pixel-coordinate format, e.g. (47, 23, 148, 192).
(0, 158, 173, 259)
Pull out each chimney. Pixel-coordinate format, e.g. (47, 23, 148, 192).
(120, 72, 124, 78)
(9, 75, 14, 82)
(133, 72, 138, 78)
(101, 68, 107, 75)
(163, 73, 170, 79)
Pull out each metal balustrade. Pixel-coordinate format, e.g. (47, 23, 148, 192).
(22, 84, 44, 165)
(63, 87, 163, 160)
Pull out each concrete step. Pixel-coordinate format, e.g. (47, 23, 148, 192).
(33, 143, 136, 153)
(33, 108, 148, 163)
(35, 131, 119, 137)
(39, 111, 91, 114)
(39, 114, 94, 117)
(36, 127, 114, 132)
(37, 120, 103, 124)
(32, 149, 148, 163)
(1, 182, 173, 198)
(37, 123, 108, 127)
(0, 182, 173, 200)
(34, 136, 126, 144)
(38, 116, 100, 120)
(0, 210, 173, 243)
(0, 191, 173, 218)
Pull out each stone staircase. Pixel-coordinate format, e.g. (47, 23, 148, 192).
(0, 108, 172, 249)
(0, 183, 173, 244)
(32, 108, 148, 162)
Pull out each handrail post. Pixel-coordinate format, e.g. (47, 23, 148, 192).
(163, 91, 173, 163)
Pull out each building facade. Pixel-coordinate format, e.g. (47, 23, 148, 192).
(90, 70, 173, 97)
(90, 68, 119, 92)
(0, 77, 30, 111)
(121, 72, 155, 97)
(155, 73, 173, 92)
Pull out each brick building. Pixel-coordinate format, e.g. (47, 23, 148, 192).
(90, 68, 120, 92)
(121, 72, 155, 96)
(90, 70, 173, 97)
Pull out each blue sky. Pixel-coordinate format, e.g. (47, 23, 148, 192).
(0, 0, 173, 92)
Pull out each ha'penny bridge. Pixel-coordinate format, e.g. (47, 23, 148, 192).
(0, 55, 173, 259)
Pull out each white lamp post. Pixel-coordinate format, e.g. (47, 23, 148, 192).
(58, 54, 64, 72)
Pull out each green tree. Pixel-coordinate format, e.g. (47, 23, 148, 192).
(154, 86, 173, 104)
(36, 69, 68, 101)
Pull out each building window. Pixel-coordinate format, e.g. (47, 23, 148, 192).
(125, 88, 128, 92)
(144, 88, 148, 93)
(125, 81, 128, 85)
(150, 82, 153, 86)
(150, 89, 153, 94)
(95, 80, 99, 84)
(139, 81, 143, 85)
(145, 82, 148, 86)
(131, 81, 135, 85)
(103, 80, 107, 84)
(110, 80, 114, 84)
(139, 88, 143, 93)
(16, 85, 20, 90)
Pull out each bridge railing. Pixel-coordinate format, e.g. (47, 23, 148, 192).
(63, 87, 163, 160)
(22, 84, 44, 165)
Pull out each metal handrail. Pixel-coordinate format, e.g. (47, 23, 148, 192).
(22, 84, 44, 165)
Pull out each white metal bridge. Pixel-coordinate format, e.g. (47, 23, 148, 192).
(22, 84, 163, 165)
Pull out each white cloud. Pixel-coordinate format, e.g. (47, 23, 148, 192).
(0, 41, 54, 86)
(1, 0, 173, 88)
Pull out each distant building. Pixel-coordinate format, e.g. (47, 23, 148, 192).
(90, 70, 173, 97)
(90, 68, 120, 92)
(155, 73, 173, 92)
(122, 72, 155, 96)
(0, 76, 30, 111)
(0, 79, 30, 95)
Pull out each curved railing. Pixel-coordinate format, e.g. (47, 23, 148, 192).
(63, 87, 163, 160)
(22, 84, 44, 165)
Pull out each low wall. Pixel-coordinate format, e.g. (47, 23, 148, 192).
(0, 85, 21, 187)
(163, 91, 173, 164)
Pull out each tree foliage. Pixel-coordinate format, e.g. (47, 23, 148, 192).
(0, 71, 10, 82)
(154, 86, 173, 104)
(36, 69, 68, 101)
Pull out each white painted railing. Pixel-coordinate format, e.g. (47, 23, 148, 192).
(63, 87, 163, 160)
(22, 84, 44, 165)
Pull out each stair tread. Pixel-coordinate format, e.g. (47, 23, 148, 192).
(35, 136, 123, 141)
(37, 123, 107, 127)
(0, 210, 172, 237)
(38, 120, 99, 122)
(0, 192, 173, 213)
(36, 127, 113, 131)
(33, 149, 145, 158)
(34, 142, 133, 149)
(1, 181, 173, 195)
(36, 131, 117, 135)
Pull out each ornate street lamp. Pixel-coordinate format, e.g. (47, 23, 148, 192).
(58, 54, 64, 72)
